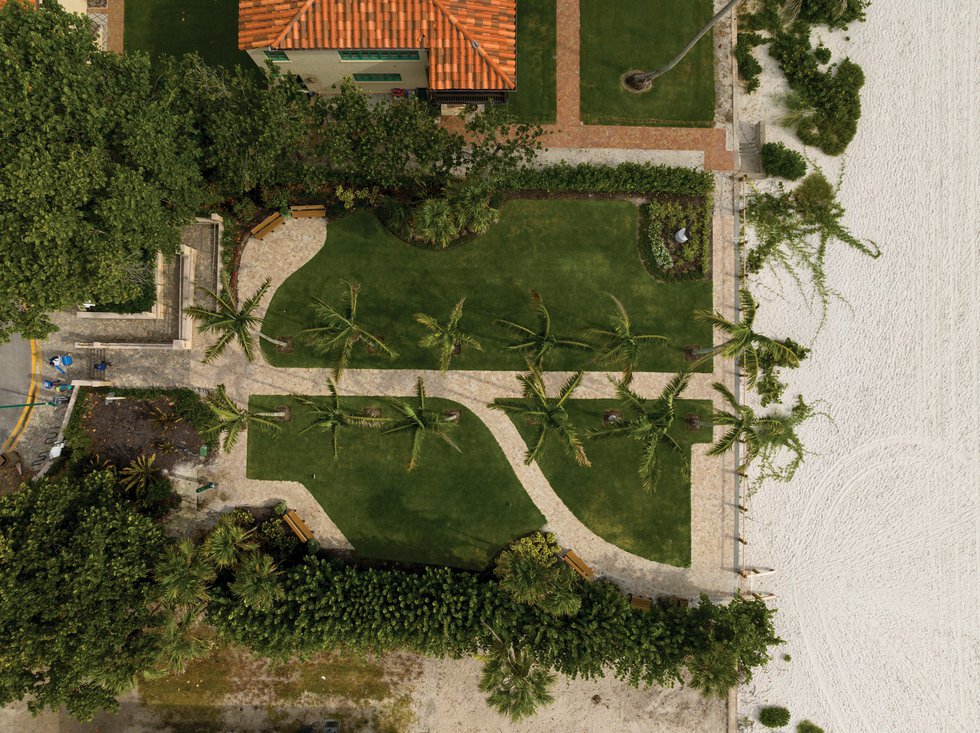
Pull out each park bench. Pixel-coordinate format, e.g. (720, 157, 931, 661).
(630, 595, 653, 611)
(562, 549, 594, 580)
(283, 510, 314, 542)
(250, 212, 285, 240)
(290, 204, 327, 219)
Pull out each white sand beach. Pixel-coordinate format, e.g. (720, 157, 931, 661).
(736, 2, 979, 731)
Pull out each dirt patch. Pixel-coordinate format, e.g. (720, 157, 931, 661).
(71, 391, 203, 472)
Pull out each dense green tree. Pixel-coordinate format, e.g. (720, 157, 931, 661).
(229, 552, 284, 612)
(460, 104, 544, 187)
(498, 291, 590, 370)
(303, 280, 397, 379)
(155, 538, 215, 610)
(490, 369, 591, 467)
(494, 534, 582, 618)
(204, 384, 283, 453)
(708, 382, 787, 471)
(409, 197, 461, 247)
(382, 378, 460, 471)
(204, 514, 259, 570)
(415, 298, 483, 372)
(297, 380, 388, 459)
(583, 294, 668, 385)
(0, 470, 166, 719)
(185, 274, 285, 364)
(0, 1, 201, 340)
(588, 373, 690, 491)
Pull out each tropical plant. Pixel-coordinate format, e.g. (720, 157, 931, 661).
(203, 384, 283, 453)
(446, 181, 499, 235)
(537, 567, 583, 617)
(146, 610, 211, 678)
(382, 378, 460, 471)
(694, 290, 807, 387)
(707, 382, 787, 472)
(589, 372, 691, 491)
(760, 142, 807, 180)
(495, 548, 553, 605)
(410, 197, 460, 248)
(583, 294, 667, 384)
(490, 369, 590, 467)
(493, 533, 581, 617)
(185, 274, 285, 364)
(204, 514, 259, 570)
(297, 380, 388, 459)
(497, 291, 589, 370)
(415, 298, 483, 372)
(479, 631, 556, 722)
(749, 395, 820, 489)
(759, 705, 792, 728)
(119, 454, 159, 495)
(154, 538, 215, 610)
(797, 722, 825, 733)
(229, 552, 283, 612)
(303, 280, 397, 379)
(150, 404, 183, 432)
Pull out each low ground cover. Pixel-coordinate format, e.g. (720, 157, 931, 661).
(124, 0, 255, 71)
(260, 199, 712, 372)
(506, 0, 557, 123)
(579, 0, 715, 126)
(507, 399, 712, 566)
(246, 395, 544, 570)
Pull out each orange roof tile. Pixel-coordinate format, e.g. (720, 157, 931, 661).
(239, 0, 516, 91)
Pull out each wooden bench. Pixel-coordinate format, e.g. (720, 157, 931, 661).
(290, 204, 327, 219)
(283, 510, 314, 542)
(629, 595, 653, 611)
(250, 212, 285, 240)
(562, 549, 594, 580)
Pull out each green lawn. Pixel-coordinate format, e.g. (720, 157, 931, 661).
(247, 395, 544, 570)
(124, 0, 255, 71)
(260, 200, 712, 372)
(509, 399, 712, 567)
(506, 0, 557, 123)
(579, 0, 716, 126)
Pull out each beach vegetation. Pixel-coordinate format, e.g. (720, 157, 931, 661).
(759, 705, 792, 727)
(760, 142, 808, 180)
(797, 721, 825, 733)
(494, 533, 583, 617)
(479, 632, 557, 721)
(735, 31, 765, 93)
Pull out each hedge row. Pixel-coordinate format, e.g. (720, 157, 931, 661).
(500, 162, 714, 198)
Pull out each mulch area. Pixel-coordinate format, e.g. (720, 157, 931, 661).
(73, 391, 203, 471)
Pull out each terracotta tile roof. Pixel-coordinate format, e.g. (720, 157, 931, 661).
(239, 0, 516, 90)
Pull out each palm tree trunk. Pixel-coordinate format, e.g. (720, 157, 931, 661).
(625, 0, 744, 90)
(258, 331, 288, 348)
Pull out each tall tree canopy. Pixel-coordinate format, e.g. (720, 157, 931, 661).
(0, 1, 201, 340)
(0, 470, 166, 719)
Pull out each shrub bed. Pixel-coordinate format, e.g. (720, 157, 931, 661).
(502, 162, 713, 198)
(645, 199, 711, 279)
(735, 32, 765, 93)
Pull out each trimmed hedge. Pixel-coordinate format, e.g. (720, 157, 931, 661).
(760, 142, 807, 180)
(501, 162, 714, 198)
(207, 556, 779, 690)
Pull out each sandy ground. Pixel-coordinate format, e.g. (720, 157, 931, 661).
(735, 2, 980, 731)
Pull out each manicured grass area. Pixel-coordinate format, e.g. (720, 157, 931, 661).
(247, 395, 544, 570)
(260, 200, 712, 373)
(124, 0, 255, 71)
(509, 399, 712, 566)
(506, 0, 557, 123)
(579, 0, 716, 127)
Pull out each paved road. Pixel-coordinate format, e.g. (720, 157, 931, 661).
(0, 334, 37, 450)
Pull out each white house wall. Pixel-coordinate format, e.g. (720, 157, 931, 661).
(247, 49, 429, 95)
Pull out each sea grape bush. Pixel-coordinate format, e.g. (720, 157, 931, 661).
(759, 705, 792, 728)
(760, 142, 807, 180)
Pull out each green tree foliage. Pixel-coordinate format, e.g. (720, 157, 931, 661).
(0, 471, 166, 719)
(205, 556, 781, 695)
(745, 171, 880, 324)
(760, 142, 808, 180)
(382, 378, 460, 471)
(0, 2, 201, 340)
(415, 298, 483, 372)
(229, 552, 283, 612)
(494, 534, 582, 618)
(759, 705, 792, 727)
(185, 274, 283, 364)
(204, 514, 259, 570)
(797, 721, 825, 733)
(479, 632, 556, 721)
(297, 379, 388, 459)
(460, 104, 544, 187)
(582, 294, 668, 385)
(735, 32, 765, 93)
(204, 384, 283, 453)
(497, 291, 590, 370)
(155, 538, 215, 610)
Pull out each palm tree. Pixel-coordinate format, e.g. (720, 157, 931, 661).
(752, 395, 817, 485)
(694, 290, 805, 387)
(582, 294, 667, 384)
(154, 538, 215, 610)
(411, 197, 460, 247)
(537, 568, 583, 618)
(495, 549, 552, 605)
(303, 280, 397, 379)
(707, 382, 787, 472)
(119, 454, 159, 495)
(229, 552, 283, 612)
(297, 380, 388, 459)
(147, 611, 211, 678)
(589, 372, 691, 492)
(414, 297, 483, 372)
(479, 631, 556, 722)
(203, 514, 259, 570)
(382, 378, 460, 471)
(497, 291, 589, 370)
(489, 369, 590, 467)
(624, 0, 745, 90)
(204, 384, 284, 453)
(184, 273, 285, 364)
